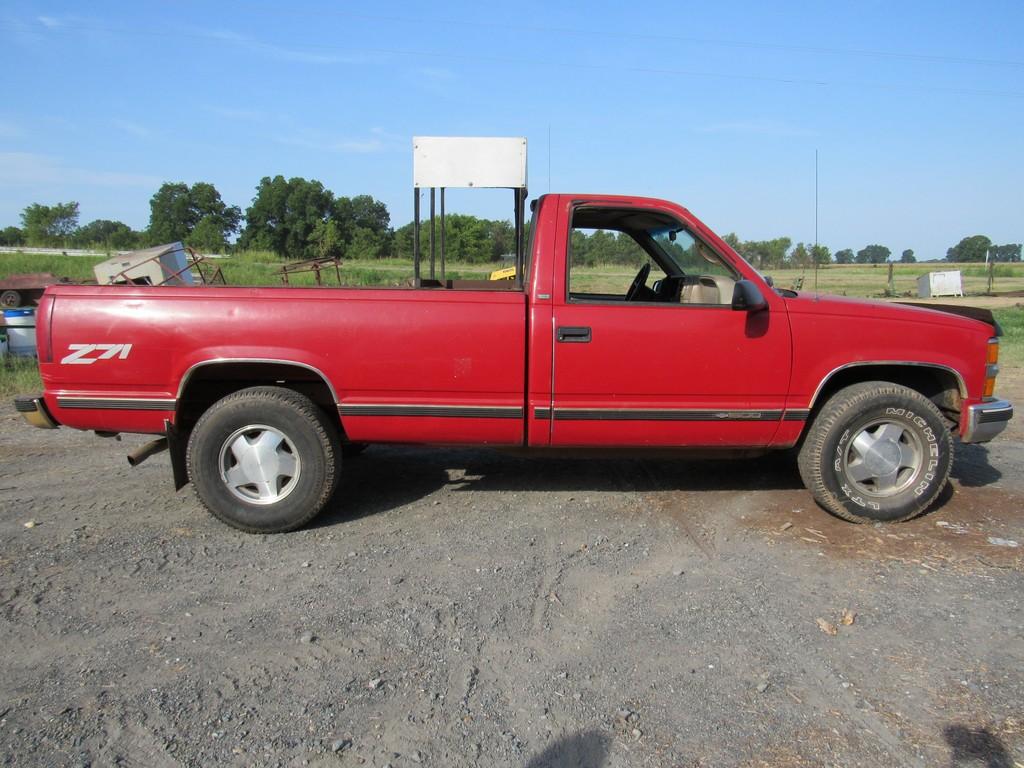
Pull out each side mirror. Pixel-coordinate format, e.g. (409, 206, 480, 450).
(731, 279, 767, 312)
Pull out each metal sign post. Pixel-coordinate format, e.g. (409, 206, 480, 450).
(413, 137, 528, 289)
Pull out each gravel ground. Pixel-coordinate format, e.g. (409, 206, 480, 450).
(2, 375, 1022, 768)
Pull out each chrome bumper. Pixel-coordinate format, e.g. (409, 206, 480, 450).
(962, 398, 1013, 443)
(13, 395, 59, 429)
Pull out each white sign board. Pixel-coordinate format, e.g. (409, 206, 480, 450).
(413, 136, 527, 189)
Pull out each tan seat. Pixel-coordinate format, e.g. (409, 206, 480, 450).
(705, 275, 736, 305)
(680, 275, 735, 305)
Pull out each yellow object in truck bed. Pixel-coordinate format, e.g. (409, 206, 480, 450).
(489, 266, 517, 281)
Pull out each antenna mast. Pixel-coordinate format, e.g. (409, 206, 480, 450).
(813, 148, 819, 296)
(547, 124, 552, 193)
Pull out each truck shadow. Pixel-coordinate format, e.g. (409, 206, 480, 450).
(315, 446, 807, 528)
(523, 729, 610, 768)
(943, 723, 1013, 768)
(952, 442, 1003, 488)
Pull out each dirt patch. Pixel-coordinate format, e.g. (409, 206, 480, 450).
(744, 483, 1023, 574)
(1, 376, 1022, 766)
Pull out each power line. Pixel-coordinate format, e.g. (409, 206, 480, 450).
(5, 21, 1022, 99)
(212, 4, 1024, 70)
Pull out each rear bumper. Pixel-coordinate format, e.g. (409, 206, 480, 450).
(962, 398, 1013, 443)
(13, 395, 59, 429)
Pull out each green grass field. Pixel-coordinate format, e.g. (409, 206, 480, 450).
(0, 356, 42, 398)
(3, 249, 1023, 294)
(2, 251, 1022, 397)
(997, 306, 1024, 368)
(0, 251, 498, 288)
(765, 262, 1024, 298)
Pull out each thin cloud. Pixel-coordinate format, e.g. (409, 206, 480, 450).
(17, 14, 122, 47)
(275, 134, 387, 154)
(415, 66, 457, 95)
(419, 66, 455, 82)
(0, 118, 22, 138)
(206, 106, 268, 122)
(368, 126, 405, 143)
(35, 14, 101, 31)
(0, 152, 159, 188)
(695, 119, 817, 138)
(199, 28, 370, 65)
(332, 138, 385, 153)
(111, 119, 151, 138)
(26, 18, 378, 66)
(3, 18, 46, 46)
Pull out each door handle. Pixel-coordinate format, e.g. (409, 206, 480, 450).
(557, 326, 591, 343)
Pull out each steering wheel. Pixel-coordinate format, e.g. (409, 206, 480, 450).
(625, 262, 651, 301)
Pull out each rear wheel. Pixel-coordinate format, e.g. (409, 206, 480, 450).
(797, 381, 952, 523)
(187, 386, 340, 533)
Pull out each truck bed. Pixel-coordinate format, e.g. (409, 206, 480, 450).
(40, 283, 529, 445)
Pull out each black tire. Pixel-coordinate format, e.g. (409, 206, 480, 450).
(797, 381, 952, 523)
(0, 290, 21, 308)
(186, 386, 340, 533)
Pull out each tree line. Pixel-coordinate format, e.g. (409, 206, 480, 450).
(0, 178, 520, 264)
(0, 178, 1020, 265)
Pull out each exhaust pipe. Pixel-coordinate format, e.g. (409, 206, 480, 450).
(127, 437, 168, 467)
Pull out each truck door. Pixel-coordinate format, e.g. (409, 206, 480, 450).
(547, 200, 792, 448)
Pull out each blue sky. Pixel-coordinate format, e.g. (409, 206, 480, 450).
(1, 1, 1022, 259)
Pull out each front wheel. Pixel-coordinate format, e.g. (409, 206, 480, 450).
(797, 382, 952, 523)
(186, 386, 340, 533)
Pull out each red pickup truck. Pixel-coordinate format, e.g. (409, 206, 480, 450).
(15, 193, 1013, 532)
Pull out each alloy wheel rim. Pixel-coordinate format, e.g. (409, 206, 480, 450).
(842, 418, 923, 497)
(218, 424, 301, 505)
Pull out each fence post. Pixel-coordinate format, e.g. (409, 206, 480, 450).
(987, 260, 994, 294)
(887, 262, 895, 296)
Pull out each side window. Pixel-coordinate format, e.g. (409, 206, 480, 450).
(568, 227, 666, 300)
(566, 207, 739, 306)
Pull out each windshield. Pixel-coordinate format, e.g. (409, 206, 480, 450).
(650, 227, 737, 280)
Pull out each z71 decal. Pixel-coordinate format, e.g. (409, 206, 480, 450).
(60, 343, 133, 365)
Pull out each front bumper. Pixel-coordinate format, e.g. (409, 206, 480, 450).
(13, 395, 59, 429)
(962, 398, 1013, 443)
